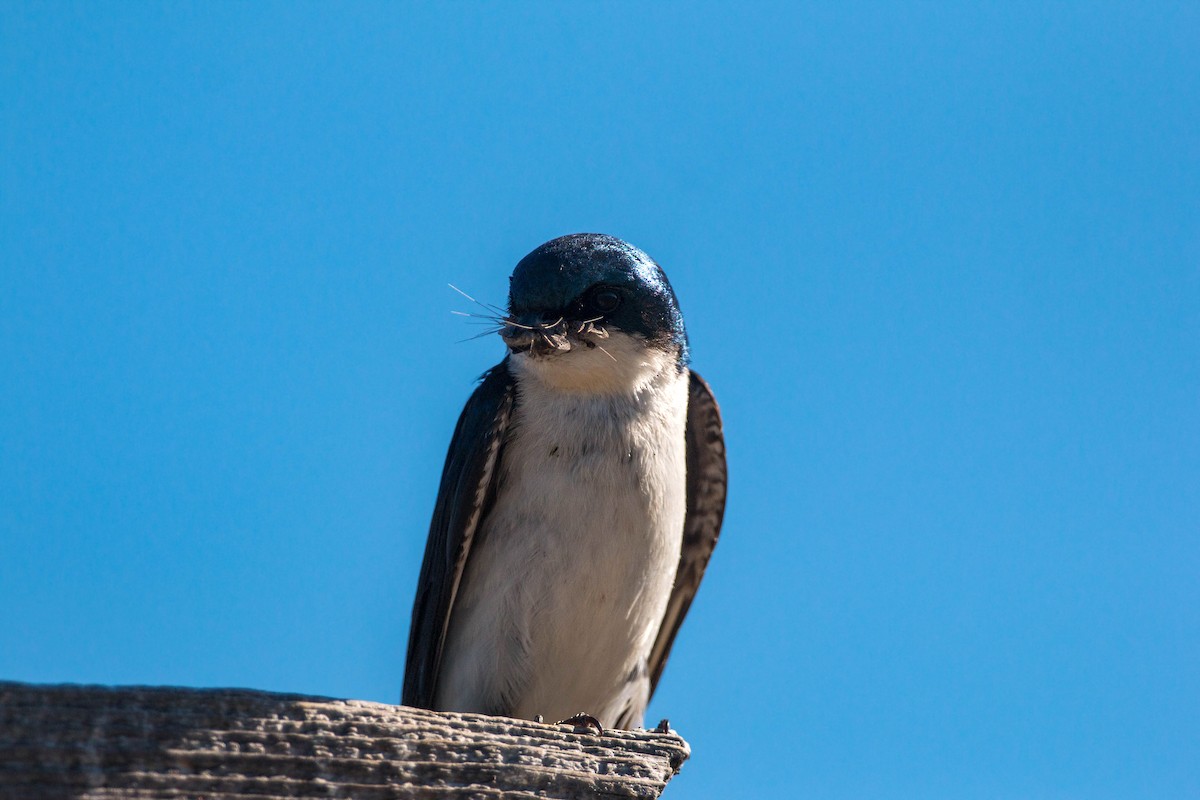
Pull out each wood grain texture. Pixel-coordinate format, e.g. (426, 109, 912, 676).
(0, 681, 689, 799)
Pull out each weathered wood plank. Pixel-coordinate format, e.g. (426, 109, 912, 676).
(0, 682, 689, 799)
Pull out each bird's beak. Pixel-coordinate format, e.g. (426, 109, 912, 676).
(501, 314, 572, 357)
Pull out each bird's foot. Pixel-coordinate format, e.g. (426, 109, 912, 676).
(556, 712, 604, 735)
(533, 714, 544, 723)
(654, 718, 671, 734)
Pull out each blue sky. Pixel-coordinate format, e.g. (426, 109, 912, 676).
(1, 3, 1197, 797)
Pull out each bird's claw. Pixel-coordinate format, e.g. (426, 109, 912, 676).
(654, 718, 671, 734)
(556, 713, 604, 735)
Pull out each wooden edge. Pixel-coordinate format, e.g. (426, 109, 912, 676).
(0, 681, 689, 799)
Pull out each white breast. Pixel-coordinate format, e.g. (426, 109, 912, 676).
(435, 333, 689, 728)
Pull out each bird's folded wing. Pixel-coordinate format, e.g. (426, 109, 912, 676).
(647, 370, 728, 696)
(402, 360, 517, 708)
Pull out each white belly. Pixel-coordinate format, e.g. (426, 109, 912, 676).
(435, 348, 689, 728)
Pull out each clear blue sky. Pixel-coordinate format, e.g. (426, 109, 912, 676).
(2, 3, 1196, 798)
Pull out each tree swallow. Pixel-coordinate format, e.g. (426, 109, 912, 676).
(403, 233, 727, 730)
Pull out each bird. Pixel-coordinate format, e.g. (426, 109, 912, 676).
(403, 233, 726, 730)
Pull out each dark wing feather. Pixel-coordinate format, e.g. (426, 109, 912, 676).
(647, 370, 727, 696)
(402, 360, 516, 708)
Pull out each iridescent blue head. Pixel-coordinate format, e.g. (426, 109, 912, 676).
(503, 233, 690, 366)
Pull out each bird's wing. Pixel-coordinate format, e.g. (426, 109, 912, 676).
(647, 370, 728, 697)
(402, 360, 517, 708)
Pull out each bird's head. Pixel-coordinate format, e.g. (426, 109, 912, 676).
(501, 234, 689, 393)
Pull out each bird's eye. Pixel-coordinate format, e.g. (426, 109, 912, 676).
(590, 289, 621, 314)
